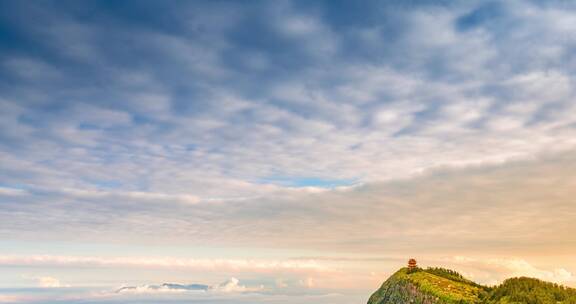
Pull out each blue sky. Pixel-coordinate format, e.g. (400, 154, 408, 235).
(1, 0, 576, 303)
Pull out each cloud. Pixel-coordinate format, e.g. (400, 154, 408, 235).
(210, 277, 263, 293)
(0, 0, 576, 294)
(3, 151, 576, 257)
(448, 256, 575, 286)
(34, 276, 70, 288)
(116, 283, 207, 294)
(0, 255, 332, 273)
(56, 188, 200, 205)
(116, 277, 262, 294)
(20, 274, 72, 288)
(2, 0, 576, 201)
(2, 57, 62, 81)
(0, 187, 27, 196)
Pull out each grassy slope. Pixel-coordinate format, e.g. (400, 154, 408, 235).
(368, 268, 482, 304)
(408, 269, 482, 303)
(369, 268, 576, 304)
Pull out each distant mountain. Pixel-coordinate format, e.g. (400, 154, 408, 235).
(116, 277, 260, 294)
(116, 282, 209, 293)
(161, 283, 210, 291)
(368, 266, 576, 304)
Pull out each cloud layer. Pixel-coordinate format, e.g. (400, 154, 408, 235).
(1, 0, 576, 199)
(0, 255, 331, 273)
(1, 0, 576, 297)
(116, 277, 261, 294)
(2, 152, 575, 257)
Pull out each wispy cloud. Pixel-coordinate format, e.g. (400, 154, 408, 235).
(2, 152, 576, 256)
(0, 255, 332, 273)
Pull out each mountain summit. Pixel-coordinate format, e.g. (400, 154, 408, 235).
(368, 262, 576, 304)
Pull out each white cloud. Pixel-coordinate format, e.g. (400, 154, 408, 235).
(37, 276, 65, 288)
(3, 0, 576, 196)
(449, 256, 575, 285)
(0, 187, 27, 196)
(210, 277, 263, 293)
(116, 277, 262, 295)
(2, 57, 62, 80)
(0, 255, 332, 273)
(1, 1, 576, 294)
(2, 151, 576, 257)
(57, 188, 201, 204)
(116, 284, 199, 294)
(31, 276, 70, 288)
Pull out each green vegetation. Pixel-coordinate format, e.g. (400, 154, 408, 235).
(368, 267, 576, 304)
(409, 269, 483, 303)
(486, 277, 576, 304)
(424, 267, 485, 289)
(368, 267, 483, 304)
(368, 268, 442, 304)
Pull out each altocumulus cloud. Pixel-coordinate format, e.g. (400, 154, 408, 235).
(1, 0, 576, 296)
(1, 0, 576, 199)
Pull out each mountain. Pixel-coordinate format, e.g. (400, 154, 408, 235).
(116, 282, 209, 293)
(368, 266, 576, 304)
(115, 277, 260, 294)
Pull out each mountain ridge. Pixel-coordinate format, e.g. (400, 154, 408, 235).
(368, 266, 576, 304)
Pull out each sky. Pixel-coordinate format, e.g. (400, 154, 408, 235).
(1, 0, 576, 303)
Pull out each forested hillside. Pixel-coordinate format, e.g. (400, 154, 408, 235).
(368, 267, 576, 304)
